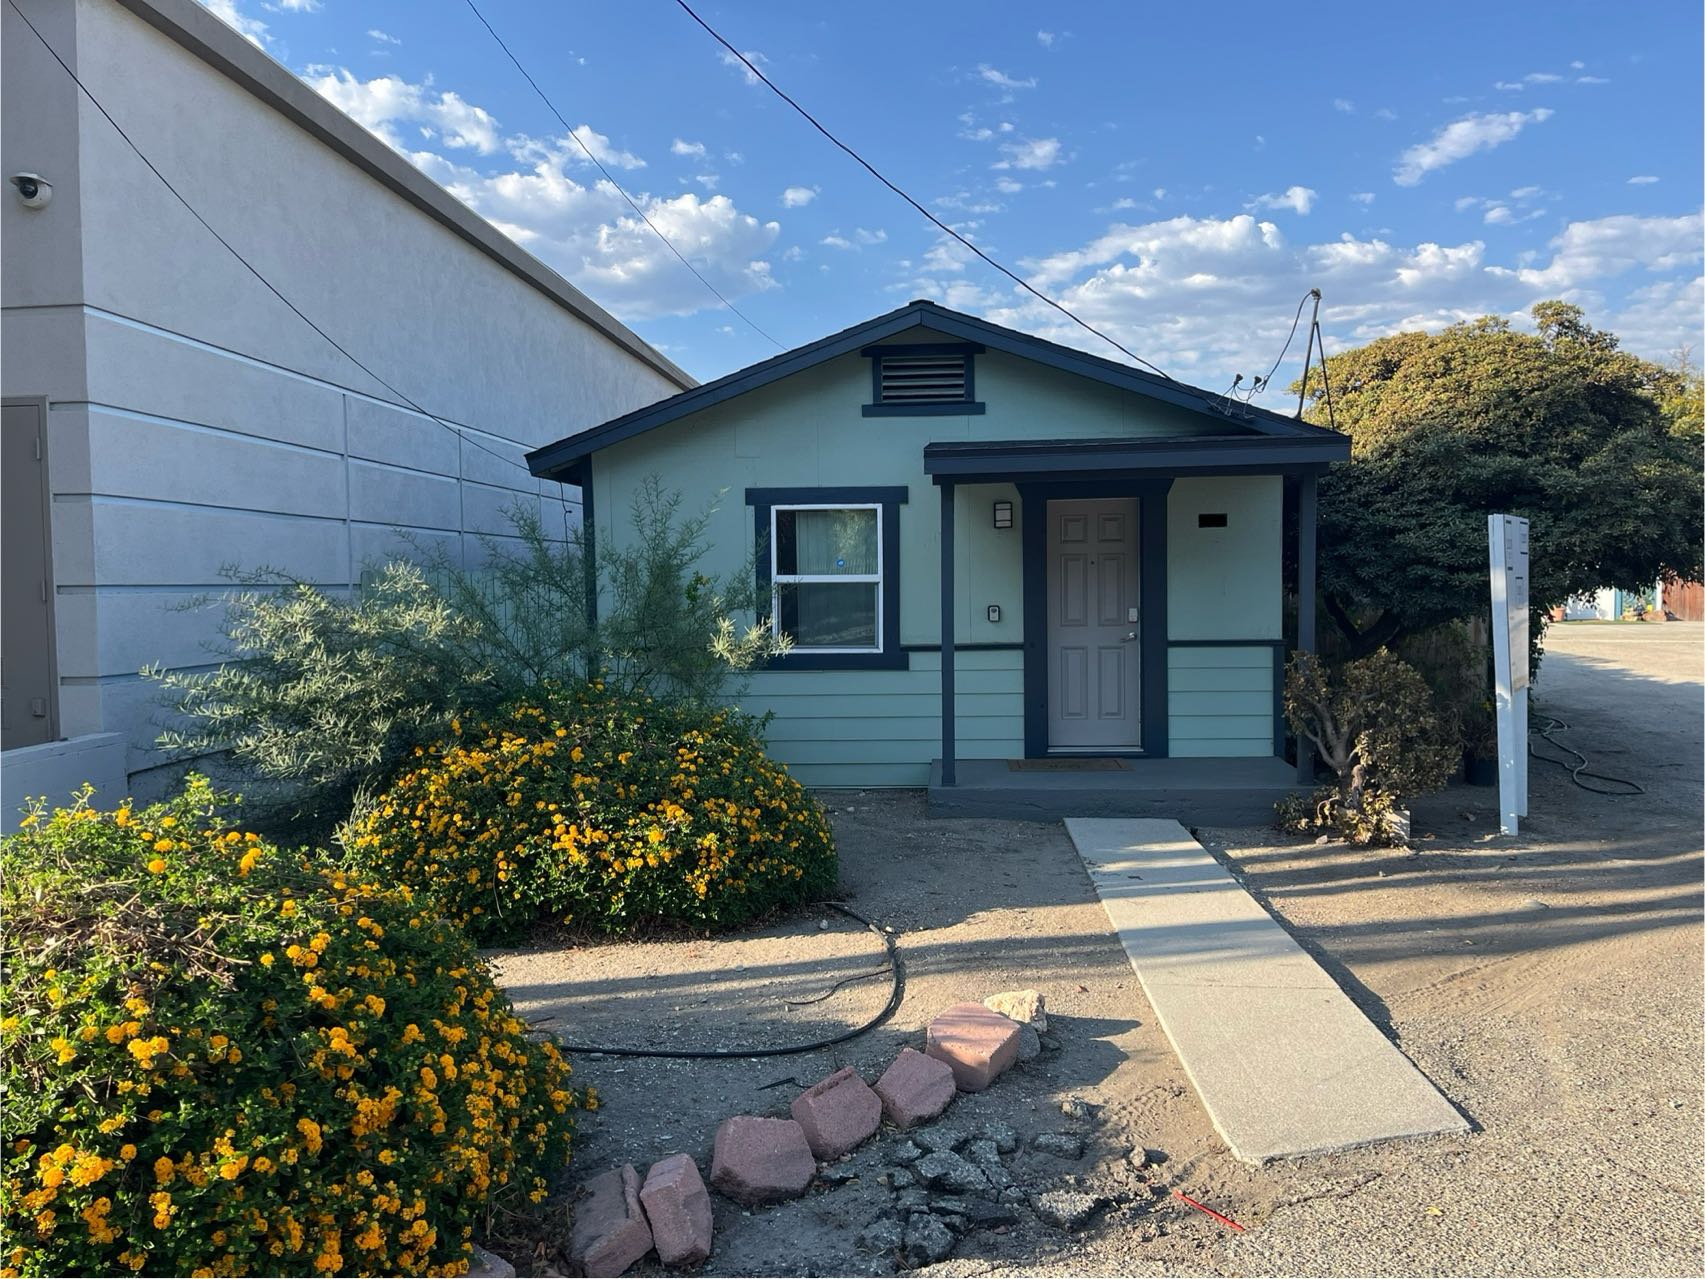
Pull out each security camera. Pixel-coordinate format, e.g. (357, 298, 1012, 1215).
(10, 173, 51, 210)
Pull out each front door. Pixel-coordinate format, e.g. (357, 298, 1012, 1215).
(1046, 497, 1141, 751)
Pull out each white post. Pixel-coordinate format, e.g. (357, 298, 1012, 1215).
(1488, 515, 1531, 834)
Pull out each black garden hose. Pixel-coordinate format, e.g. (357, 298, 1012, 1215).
(546, 902, 905, 1059)
(1531, 713, 1647, 796)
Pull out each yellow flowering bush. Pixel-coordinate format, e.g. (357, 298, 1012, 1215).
(350, 685, 838, 941)
(0, 777, 587, 1278)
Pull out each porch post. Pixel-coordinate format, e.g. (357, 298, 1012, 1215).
(1296, 471, 1318, 783)
(940, 480, 956, 787)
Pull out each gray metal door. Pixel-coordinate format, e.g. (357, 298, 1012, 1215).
(1046, 497, 1141, 750)
(3, 400, 57, 749)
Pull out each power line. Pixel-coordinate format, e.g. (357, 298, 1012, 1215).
(671, 0, 1176, 382)
(460, 0, 784, 351)
(1245, 290, 1314, 401)
(7, 0, 569, 510)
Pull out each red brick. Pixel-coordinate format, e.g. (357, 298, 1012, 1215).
(639, 1154, 713, 1267)
(873, 1047, 957, 1129)
(926, 1002, 1022, 1092)
(791, 1066, 883, 1160)
(708, 1116, 815, 1205)
(568, 1165, 652, 1277)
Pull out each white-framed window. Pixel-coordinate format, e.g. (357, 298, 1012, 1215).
(770, 504, 883, 652)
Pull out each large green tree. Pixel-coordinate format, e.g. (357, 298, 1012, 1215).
(1305, 302, 1703, 655)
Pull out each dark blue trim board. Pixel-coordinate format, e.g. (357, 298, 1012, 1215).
(940, 481, 956, 786)
(746, 487, 909, 672)
(1017, 479, 1174, 760)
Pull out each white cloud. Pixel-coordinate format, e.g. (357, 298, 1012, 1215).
(1628, 175, 1660, 185)
(1036, 30, 1056, 47)
(671, 138, 707, 158)
(198, 0, 270, 47)
(977, 64, 1037, 91)
(1393, 109, 1553, 185)
(718, 48, 768, 85)
(565, 124, 646, 170)
(1485, 212, 1703, 291)
(993, 137, 1063, 171)
(1350, 192, 1376, 206)
(1249, 185, 1317, 215)
(274, 0, 321, 9)
(1375, 107, 1398, 121)
(1577, 75, 1611, 85)
(305, 68, 504, 153)
(1525, 71, 1565, 84)
(1333, 98, 1355, 113)
(367, 29, 401, 45)
(821, 228, 886, 250)
(780, 185, 818, 208)
(994, 176, 1024, 194)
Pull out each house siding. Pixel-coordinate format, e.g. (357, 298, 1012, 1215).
(594, 344, 1288, 782)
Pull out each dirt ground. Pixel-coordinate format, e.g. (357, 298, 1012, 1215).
(488, 622, 1703, 1277)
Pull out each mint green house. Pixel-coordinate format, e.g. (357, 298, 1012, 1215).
(528, 301, 1347, 818)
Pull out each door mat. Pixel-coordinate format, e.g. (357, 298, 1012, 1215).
(1008, 757, 1127, 772)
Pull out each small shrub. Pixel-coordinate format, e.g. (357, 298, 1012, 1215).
(1, 778, 587, 1279)
(1281, 649, 1459, 844)
(348, 686, 838, 941)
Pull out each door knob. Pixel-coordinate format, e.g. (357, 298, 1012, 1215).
(1123, 631, 1138, 642)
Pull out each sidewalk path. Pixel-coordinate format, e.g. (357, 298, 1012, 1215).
(1066, 816, 1467, 1163)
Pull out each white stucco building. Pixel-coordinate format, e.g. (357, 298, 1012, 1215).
(1, 0, 691, 824)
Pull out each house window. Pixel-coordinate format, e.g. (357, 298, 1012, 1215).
(861, 344, 986, 417)
(772, 505, 882, 651)
(746, 487, 908, 670)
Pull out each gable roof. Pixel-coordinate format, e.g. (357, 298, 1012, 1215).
(527, 299, 1340, 479)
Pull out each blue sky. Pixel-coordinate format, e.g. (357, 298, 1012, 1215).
(210, 0, 1700, 390)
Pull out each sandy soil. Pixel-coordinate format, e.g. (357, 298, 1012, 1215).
(488, 622, 1703, 1277)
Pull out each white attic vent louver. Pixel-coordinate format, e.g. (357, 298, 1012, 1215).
(878, 353, 969, 404)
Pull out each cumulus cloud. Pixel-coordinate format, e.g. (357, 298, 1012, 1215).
(994, 137, 1064, 171)
(717, 48, 768, 85)
(896, 209, 1702, 384)
(563, 125, 645, 170)
(1333, 98, 1355, 113)
(671, 138, 707, 158)
(368, 28, 401, 45)
(780, 185, 818, 208)
(1393, 109, 1552, 185)
(1037, 31, 1056, 47)
(1249, 185, 1317, 215)
(305, 68, 505, 153)
(977, 64, 1037, 91)
(1350, 192, 1376, 206)
(821, 228, 887, 250)
(1628, 175, 1660, 185)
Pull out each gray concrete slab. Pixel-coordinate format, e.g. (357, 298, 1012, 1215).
(1066, 817, 1468, 1163)
(928, 757, 1307, 823)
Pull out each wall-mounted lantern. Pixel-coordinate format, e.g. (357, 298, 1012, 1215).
(992, 500, 1014, 529)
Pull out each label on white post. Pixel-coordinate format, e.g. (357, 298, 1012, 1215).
(1488, 514, 1530, 834)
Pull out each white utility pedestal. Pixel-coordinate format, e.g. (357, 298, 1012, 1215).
(1488, 514, 1530, 835)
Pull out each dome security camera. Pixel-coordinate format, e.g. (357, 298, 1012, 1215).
(10, 173, 52, 210)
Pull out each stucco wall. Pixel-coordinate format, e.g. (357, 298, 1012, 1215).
(1, 0, 684, 798)
(593, 339, 1287, 784)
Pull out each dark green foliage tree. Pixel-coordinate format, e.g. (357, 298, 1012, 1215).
(1305, 302, 1703, 655)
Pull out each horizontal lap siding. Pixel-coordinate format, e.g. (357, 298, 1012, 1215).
(1168, 646, 1276, 758)
(738, 649, 1022, 787)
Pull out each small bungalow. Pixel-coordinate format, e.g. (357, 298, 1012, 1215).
(528, 301, 1349, 818)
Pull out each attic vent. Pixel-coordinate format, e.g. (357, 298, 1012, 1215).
(879, 354, 969, 404)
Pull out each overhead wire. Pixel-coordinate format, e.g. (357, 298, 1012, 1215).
(460, 0, 785, 351)
(670, 0, 1178, 383)
(6, 0, 581, 522)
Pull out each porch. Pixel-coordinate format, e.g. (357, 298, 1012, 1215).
(925, 754, 1306, 822)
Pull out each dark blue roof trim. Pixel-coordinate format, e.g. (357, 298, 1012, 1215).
(922, 433, 1349, 482)
(527, 300, 1341, 479)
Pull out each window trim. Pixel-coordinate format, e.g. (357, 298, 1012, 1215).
(747, 486, 909, 671)
(862, 342, 986, 417)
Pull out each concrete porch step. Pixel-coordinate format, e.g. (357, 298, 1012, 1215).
(927, 755, 1306, 823)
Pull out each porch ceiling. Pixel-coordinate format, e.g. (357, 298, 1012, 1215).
(922, 433, 1349, 483)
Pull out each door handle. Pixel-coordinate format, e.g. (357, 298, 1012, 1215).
(1122, 632, 1139, 642)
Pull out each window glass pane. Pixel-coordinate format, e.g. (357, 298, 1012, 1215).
(775, 508, 877, 576)
(779, 581, 878, 649)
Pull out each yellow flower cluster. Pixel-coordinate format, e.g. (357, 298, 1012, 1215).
(351, 689, 838, 939)
(2, 776, 587, 1278)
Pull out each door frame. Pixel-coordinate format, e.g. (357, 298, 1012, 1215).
(1018, 477, 1171, 759)
(2, 396, 60, 747)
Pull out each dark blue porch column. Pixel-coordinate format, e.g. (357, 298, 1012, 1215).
(1296, 471, 1318, 783)
(940, 480, 956, 786)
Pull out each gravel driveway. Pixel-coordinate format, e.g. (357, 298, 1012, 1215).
(490, 622, 1702, 1277)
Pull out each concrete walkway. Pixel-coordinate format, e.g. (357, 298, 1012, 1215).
(1066, 817, 1467, 1163)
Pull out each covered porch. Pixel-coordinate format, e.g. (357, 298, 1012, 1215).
(926, 432, 1346, 817)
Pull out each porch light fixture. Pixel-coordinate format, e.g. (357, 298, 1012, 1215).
(992, 500, 1013, 529)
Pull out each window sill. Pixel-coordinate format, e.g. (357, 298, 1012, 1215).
(862, 402, 986, 418)
(761, 650, 912, 672)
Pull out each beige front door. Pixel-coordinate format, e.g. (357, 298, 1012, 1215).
(3, 400, 57, 749)
(1046, 497, 1141, 751)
